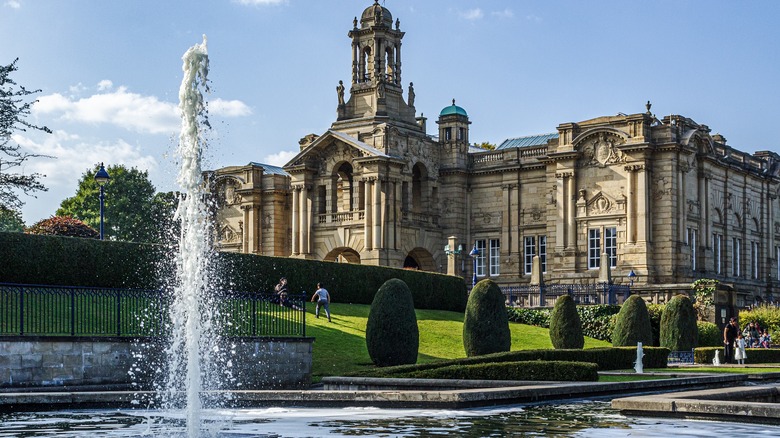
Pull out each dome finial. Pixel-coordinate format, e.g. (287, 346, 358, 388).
(452, 98, 456, 106)
(646, 100, 652, 114)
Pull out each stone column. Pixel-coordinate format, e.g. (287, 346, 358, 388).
(301, 185, 309, 255)
(373, 177, 382, 249)
(502, 185, 511, 256)
(625, 166, 635, 244)
(242, 205, 250, 254)
(291, 187, 299, 255)
(394, 180, 402, 250)
(396, 42, 402, 85)
(566, 174, 576, 249)
(447, 236, 458, 276)
(555, 173, 566, 251)
(352, 41, 358, 84)
(678, 164, 686, 243)
(636, 165, 648, 243)
(364, 179, 373, 251)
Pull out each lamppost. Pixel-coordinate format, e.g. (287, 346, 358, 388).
(469, 244, 480, 288)
(94, 163, 110, 240)
(628, 269, 637, 287)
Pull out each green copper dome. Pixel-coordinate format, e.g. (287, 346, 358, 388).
(440, 99, 468, 117)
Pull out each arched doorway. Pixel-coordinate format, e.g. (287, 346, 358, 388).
(404, 247, 436, 272)
(324, 247, 361, 264)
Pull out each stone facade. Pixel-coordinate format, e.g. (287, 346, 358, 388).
(209, 2, 780, 308)
(0, 336, 313, 389)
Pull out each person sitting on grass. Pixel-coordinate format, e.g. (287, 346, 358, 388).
(311, 283, 331, 322)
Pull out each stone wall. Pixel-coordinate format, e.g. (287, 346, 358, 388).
(0, 336, 313, 389)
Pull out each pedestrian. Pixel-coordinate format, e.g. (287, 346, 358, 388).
(311, 282, 331, 322)
(735, 333, 747, 365)
(723, 317, 739, 364)
(274, 277, 288, 306)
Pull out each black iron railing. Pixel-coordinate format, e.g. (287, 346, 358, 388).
(501, 283, 631, 307)
(0, 283, 306, 338)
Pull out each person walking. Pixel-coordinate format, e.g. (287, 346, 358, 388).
(735, 333, 747, 365)
(311, 283, 331, 322)
(723, 317, 739, 364)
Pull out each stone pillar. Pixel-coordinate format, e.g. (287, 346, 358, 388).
(626, 167, 635, 244)
(394, 180, 402, 250)
(364, 179, 373, 251)
(636, 165, 648, 243)
(242, 205, 250, 254)
(301, 185, 309, 255)
(373, 177, 382, 249)
(291, 187, 299, 255)
(555, 173, 566, 251)
(678, 165, 686, 243)
(447, 236, 458, 276)
(351, 42, 358, 84)
(566, 174, 576, 249)
(502, 185, 511, 256)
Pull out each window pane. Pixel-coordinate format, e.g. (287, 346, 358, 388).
(476, 239, 486, 277)
(539, 235, 547, 273)
(605, 227, 617, 268)
(588, 229, 601, 269)
(524, 236, 536, 274)
(489, 239, 500, 276)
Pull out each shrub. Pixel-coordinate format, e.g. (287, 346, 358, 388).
(578, 305, 621, 342)
(365, 279, 419, 367)
(612, 295, 653, 347)
(739, 305, 780, 334)
(695, 347, 780, 364)
(549, 295, 584, 349)
(409, 361, 599, 382)
(506, 307, 550, 328)
(26, 216, 98, 239)
(463, 279, 511, 357)
(348, 347, 669, 377)
(646, 303, 665, 346)
(697, 321, 722, 347)
(660, 294, 698, 351)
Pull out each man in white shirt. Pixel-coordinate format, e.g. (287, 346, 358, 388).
(311, 283, 331, 322)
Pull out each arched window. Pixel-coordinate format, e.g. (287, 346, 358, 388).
(333, 162, 354, 212)
(360, 46, 372, 82)
(412, 163, 428, 213)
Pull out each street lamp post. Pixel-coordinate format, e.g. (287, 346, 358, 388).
(628, 269, 637, 287)
(469, 244, 480, 288)
(94, 163, 110, 240)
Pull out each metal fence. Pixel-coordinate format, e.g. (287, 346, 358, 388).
(0, 283, 306, 338)
(501, 283, 631, 307)
(667, 349, 695, 364)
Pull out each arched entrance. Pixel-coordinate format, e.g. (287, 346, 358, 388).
(324, 247, 361, 263)
(403, 247, 436, 272)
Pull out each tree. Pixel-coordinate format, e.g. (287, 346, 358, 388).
(1, 59, 52, 210)
(0, 205, 25, 232)
(549, 295, 584, 349)
(463, 279, 511, 356)
(475, 141, 496, 150)
(691, 278, 718, 321)
(660, 294, 698, 351)
(57, 164, 161, 243)
(365, 278, 419, 366)
(612, 295, 653, 347)
(26, 216, 98, 238)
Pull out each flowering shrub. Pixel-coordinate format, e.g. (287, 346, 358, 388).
(25, 216, 99, 239)
(739, 304, 780, 334)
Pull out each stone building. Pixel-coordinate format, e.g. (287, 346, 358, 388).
(207, 1, 780, 311)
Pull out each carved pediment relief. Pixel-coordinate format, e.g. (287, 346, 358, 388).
(215, 177, 242, 208)
(577, 133, 626, 168)
(218, 224, 242, 244)
(586, 191, 619, 216)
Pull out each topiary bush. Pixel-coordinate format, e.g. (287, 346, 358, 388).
(695, 347, 780, 364)
(463, 279, 511, 357)
(365, 279, 419, 367)
(697, 321, 722, 347)
(26, 216, 99, 239)
(660, 294, 698, 351)
(646, 303, 664, 346)
(612, 295, 653, 347)
(409, 360, 599, 382)
(549, 295, 584, 349)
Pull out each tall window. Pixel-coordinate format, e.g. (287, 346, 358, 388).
(475, 239, 486, 277)
(732, 237, 742, 277)
(687, 227, 698, 271)
(588, 228, 601, 269)
(444, 127, 452, 141)
(605, 227, 617, 268)
(489, 239, 500, 276)
(524, 236, 536, 275)
(751, 241, 759, 279)
(713, 233, 722, 275)
(539, 235, 547, 273)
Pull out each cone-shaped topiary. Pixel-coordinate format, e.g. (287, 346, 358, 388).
(660, 294, 699, 351)
(549, 294, 584, 349)
(366, 278, 419, 367)
(612, 295, 653, 347)
(463, 279, 511, 357)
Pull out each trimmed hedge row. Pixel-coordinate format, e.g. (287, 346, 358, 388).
(507, 305, 620, 342)
(0, 232, 468, 311)
(348, 347, 669, 378)
(407, 360, 599, 382)
(694, 347, 780, 364)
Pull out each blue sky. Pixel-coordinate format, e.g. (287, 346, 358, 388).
(3, 0, 779, 224)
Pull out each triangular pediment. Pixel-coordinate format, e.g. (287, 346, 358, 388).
(283, 129, 389, 170)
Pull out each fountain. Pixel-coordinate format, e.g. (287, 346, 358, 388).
(713, 349, 722, 366)
(634, 342, 644, 374)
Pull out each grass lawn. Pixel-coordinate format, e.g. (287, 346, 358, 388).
(305, 302, 611, 380)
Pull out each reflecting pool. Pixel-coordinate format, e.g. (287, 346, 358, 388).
(1, 401, 778, 437)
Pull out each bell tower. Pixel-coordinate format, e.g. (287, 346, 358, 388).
(334, 1, 418, 130)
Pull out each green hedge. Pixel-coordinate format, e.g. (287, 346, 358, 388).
(0, 232, 468, 311)
(507, 305, 620, 342)
(348, 347, 669, 378)
(695, 347, 780, 364)
(407, 360, 598, 382)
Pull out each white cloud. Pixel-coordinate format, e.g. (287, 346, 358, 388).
(4, 1, 20, 9)
(34, 87, 179, 134)
(97, 80, 113, 91)
(209, 98, 252, 117)
(233, 0, 286, 6)
(492, 9, 514, 19)
(263, 150, 297, 167)
(459, 8, 483, 21)
(525, 14, 542, 22)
